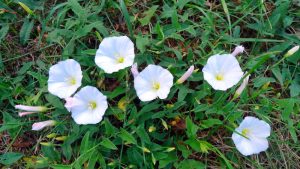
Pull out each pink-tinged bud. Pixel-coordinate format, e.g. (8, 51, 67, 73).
(15, 105, 47, 112)
(177, 66, 194, 84)
(284, 45, 299, 57)
(234, 73, 250, 99)
(18, 111, 38, 117)
(32, 120, 56, 131)
(131, 63, 139, 78)
(231, 45, 245, 57)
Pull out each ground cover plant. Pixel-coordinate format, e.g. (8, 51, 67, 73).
(0, 0, 300, 168)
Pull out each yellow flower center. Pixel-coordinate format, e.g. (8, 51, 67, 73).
(114, 53, 125, 63)
(117, 57, 124, 63)
(68, 77, 77, 85)
(215, 74, 224, 81)
(88, 101, 97, 110)
(152, 82, 160, 90)
(241, 128, 250, 136)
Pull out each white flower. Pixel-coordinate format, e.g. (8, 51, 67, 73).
(48, 59, 82, 99)
(232, 116, 271, 156)
(177, 66, 194, 84)
(32, 120, 56, 131)
(68, 86, 108, 125)
(134, 65, 173, 102)
(202, 54, 244, 91)
(95, 36, 135, 74)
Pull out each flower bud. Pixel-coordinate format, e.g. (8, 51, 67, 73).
(165, 147, 175, 152)
(131, 63, 139, 78)
(284, 46, 299, 57)
(148, 126, 156, 133)
(32, 120, 56, 131)
(231, 45, 245, 57)
(142, 147, 151, 153)
(18, 111, 38, 117)
(40, 142, 53, 146)
(55, 136, 68, 141)
(177, 66, 194, 84)
(46, 133, 57, 138)
(233, 73, 250, 99)
(15, 105, 47, 112)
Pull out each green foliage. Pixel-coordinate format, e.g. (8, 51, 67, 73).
(0, 152, 23, 166)
(0, 0, 299, 168)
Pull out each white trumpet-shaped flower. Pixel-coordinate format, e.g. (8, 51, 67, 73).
(134, 65, 173, 102)
(67, 86, 108, 125)
(232, 116, 271, 156)
(95, 36, 135, 73)
(48, 59, 82, 99)
(202, 54, 244, 91)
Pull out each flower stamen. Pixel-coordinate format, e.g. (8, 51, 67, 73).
(241, 128, 250, 136)
(68, 77, 77, 85)
(215, 74, 224, 81)
(152, 82, 160, 90)
(88, 101, 97, 110)
(117, 57, 124, 63)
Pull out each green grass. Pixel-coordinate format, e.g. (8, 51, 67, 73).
(0, 0, 300, 168)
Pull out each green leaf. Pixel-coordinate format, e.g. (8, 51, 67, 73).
(277, 99, 294, 121)
(135, 35, 149, 53)
(45, 94, 64, 109)
(80, 131, 90, 154)
(18, 62, 33, 75)
(253, 77, 275, 88)
(271, 66, 283, 86)
(138, 5, 158, 26)
(0, 112, 21, 137)
(0, 152, 23, 166)
(50, 164, 72, 169)
(176, 159, 205, 169)
(100, 138, 118, 150)
(0, 24, 9, 42)
(119, 0, 133, 37)
(119, 128, 137, 144)
(136, 125, 151, 144)
(20, 18, 34, 45)
(185, 138, 210, 153)
(201, 119, 223, 129)
(289, 81, 300, 97)
(67, 0, 87, 22)
(186, 117, 199, 138)
(104, 118, 118, 136)
(18, 2, 34, 15)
